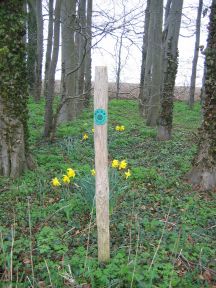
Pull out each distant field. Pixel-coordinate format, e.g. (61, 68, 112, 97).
(53, 80, 201, 101)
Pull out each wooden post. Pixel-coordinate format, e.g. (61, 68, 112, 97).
(94, 66, 110, 262)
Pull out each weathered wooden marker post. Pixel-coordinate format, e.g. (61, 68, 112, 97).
(94, 66, 110, 262)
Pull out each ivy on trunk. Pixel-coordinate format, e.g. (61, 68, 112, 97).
(0, 0, 34, 177)
(186, 0, 216, 190)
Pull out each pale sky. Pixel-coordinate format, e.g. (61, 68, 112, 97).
(45, 0, 212, 87)
(91, 0, 211, 86)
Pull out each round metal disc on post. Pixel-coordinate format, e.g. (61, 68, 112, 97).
(94, 66, 110, 262)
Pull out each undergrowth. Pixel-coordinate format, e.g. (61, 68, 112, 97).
(0, 99, 215, 287)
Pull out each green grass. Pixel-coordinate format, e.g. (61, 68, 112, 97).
(0, 99, 215, 287)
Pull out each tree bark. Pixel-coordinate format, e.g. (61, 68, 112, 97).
(0, 1, 34, 178)
(77, 0, 87, 103)
(26, 0, 37, 96)
(146, 0, 163, 127)
(35, 0, 43, 102)
(43, 0, 54, 98)
(58, 0, 78, 123)
(189, 0, 203, 108)
(44, 0, 61, 138)
(186, 0, 216, 190)
(157, 0, 183, 140)
(84, 0, 93, 107)
(116, 31, 124, 99)
(139, 0, 151, 116)
(164, 0, 172, 25)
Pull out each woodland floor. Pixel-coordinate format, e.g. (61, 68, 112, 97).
(0, 99, 215, 287)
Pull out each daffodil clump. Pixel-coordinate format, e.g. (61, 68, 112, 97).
(51, 168, 76, 187)
(111, 159, 131, 179)
(115, 125, 125, 132)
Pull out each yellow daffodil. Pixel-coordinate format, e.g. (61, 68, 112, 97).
(120, 125, 125, 131)
(67, 168, 76, 178)
(91, 169, 96, 176)
(115, 125, 121, 131)
(82, 133, 89, 140)
(62, 175, 70, 184)
(125, 169, 131, 179)
(119, 160, 127, 170)
(92, 128, 95, 133)
(51, 177, 61, 187)
(112, 159, 119, 168)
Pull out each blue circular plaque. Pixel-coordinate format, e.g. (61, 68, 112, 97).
(94, 109, 107, 125)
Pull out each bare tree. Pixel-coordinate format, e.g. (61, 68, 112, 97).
(139, 0, 151, 114)
(186, 0, 216, 190)
(84, 0, 93, 107)
(58, 0, 78, 123)
(44, 0, 62, 138)
(113, 1, 127, 99)
(146, 0, 163, 126)
(35, 0, 43, 102)
(77, 0, 87, 101)
(189, 0, 203, 108)
(43, 0, 54, 99)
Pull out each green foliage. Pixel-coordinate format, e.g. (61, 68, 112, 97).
(36, 226, 68, 256)
(131, 167, 159, 182)
(0, 99, 215, 287)
(76, 169, 128, 211)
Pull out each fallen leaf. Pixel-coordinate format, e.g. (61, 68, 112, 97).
(203, 270, 212, 282)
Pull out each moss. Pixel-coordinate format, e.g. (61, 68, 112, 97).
(0, 0, 29, 152)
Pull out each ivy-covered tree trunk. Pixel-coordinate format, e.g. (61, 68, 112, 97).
(0, 0, 34, 178)
(157, 0, 183, 140)
(186, 0, 216, 190)
(26, 0, 37, 97)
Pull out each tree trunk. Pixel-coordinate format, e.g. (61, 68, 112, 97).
(189, 0, 203, 108)
(0, 1, 34, 178)
(84, 0, 93, 107)
(115, 3, 127, 100)
(43, 0, 54, 98)
(157, 0, 183, 140)
(139, 0, 151, 116)
(26, 0, 37, 96)
(164, 0, 172, 25)
(58, 0, 77, 123)
(186, 0, 216, 190)
(116, 31, 124, 99)
(77, 0, 87, 104)
(44, 0, 61, 138)
(146, 0, 163, 127)
(35, 0, 43, 102)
